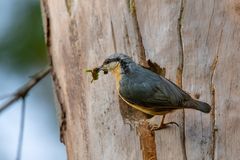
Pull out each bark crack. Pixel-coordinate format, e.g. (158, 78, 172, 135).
(177, 0, 184, 87)
(129, 0, 147, 66)
(210, 56, 217, 160)
(110, 20, 117, 53)
(177, 0, 187, 160)
(210, 28, 222, 160)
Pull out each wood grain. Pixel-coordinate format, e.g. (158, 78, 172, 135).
(41, 0, 240, 159)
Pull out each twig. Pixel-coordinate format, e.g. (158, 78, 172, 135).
(0, 66, 51, 113)
(16, 97, 26, 160)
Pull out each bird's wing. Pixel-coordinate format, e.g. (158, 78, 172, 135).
(119, 68, 191, 109)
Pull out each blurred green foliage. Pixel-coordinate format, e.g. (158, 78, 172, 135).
(0, 0, 47, 72)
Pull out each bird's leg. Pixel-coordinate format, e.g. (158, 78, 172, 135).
(159, 115, 179, 129)
(150, 115, 179, 131)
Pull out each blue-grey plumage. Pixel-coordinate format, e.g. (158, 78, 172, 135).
(99, 53, 211, 116)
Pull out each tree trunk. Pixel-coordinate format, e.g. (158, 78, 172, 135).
(40, 0, 240, 159)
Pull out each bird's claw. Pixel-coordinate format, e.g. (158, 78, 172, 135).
(149, 121, 179, 131)
(148, 123, 160, 131)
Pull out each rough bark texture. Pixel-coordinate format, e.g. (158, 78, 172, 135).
(41, 0, 240, 160)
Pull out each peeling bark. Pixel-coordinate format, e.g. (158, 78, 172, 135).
(65, 0, 72, 15)
(41, 0, 67, 144)
(137, 121, 157, 160)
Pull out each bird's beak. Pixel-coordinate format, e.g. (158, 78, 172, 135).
(97, 65, 109, 74)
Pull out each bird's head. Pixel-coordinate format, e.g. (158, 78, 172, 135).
(98, 53, 132, 73)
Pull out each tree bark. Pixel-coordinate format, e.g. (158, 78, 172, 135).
(41, 0, 240, 159)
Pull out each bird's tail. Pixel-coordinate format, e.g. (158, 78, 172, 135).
(183, 99, 211, 113)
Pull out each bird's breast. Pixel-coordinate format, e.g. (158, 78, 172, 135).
(111, 64, 122, 91)
(111, 65, 171, 115)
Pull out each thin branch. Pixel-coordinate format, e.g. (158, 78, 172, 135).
(16, 97, 26, 160)
(0, 66, 51, 113)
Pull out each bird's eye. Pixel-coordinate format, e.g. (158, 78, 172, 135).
(104, 59, 111, 64)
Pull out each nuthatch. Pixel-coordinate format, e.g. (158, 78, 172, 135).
(97, 53, 211, 129)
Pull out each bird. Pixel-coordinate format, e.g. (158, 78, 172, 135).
(97, 53, 211, 130)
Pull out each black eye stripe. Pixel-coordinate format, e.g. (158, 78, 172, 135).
(103, 60, 109, 64)
(103, 57, 120, 64)
(104, 59, 113, 64)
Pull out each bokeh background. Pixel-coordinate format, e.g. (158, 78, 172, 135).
(0, 0, 67, 159)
